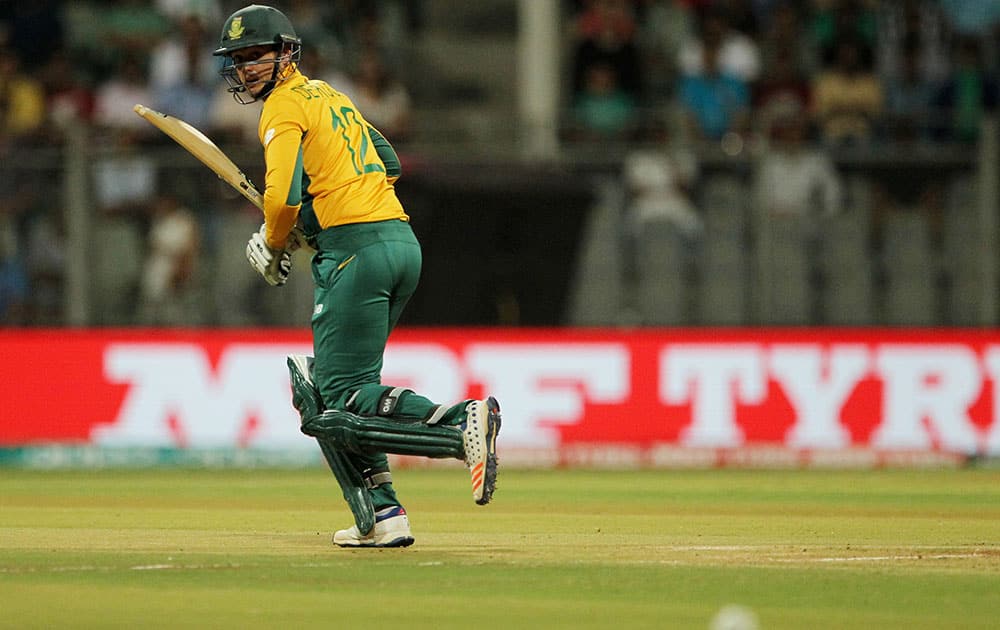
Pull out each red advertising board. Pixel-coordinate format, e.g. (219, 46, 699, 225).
(2, 328, 998, 466)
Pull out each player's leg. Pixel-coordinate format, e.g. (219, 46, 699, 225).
(301, 406, 465, 457)
(370, 233, 501, 504)
(309, 226, 418, 546)
(309, 222, 501, 536)
(288, 354, 412, 546)
(288, 355, 377, 536)
(324, 230, 502, 503)
(307, 385, 502, 505)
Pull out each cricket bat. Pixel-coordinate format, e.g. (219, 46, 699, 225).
(133, 103, 309, 250)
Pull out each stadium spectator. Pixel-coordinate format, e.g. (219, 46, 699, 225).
(346, 50, 413, 143)
(149, 12, 218, 130)
(570, 0, 643, 101)
(208, 80, 263, 144)
(100, 0, 172, 70)
(677, 38, 751, 141)
(758, 2, 816, 79)
(809, 0, 877, 61)
(931, 37, 999, 144)
(41, 50, 96, 134)
(875, 0, 949, 85)
(634, 0, 695, 103)
(297, 45, 352, 92)
(676, 6, 761, 84)
(91, 132, 158, 220)
(937, 0, 1000, 40)
(93, 55, 155, 134)
(755, 103, 843, 218)
(372, 0, 422, 70)
(155, 0, 223, 25)
(137, 194, 203, 326)
(623, 118, 701, 236)
(569, 61, 639, 142)
(286, 0, 346, 70)
(811, 36, 883, 146)
(91, 55, 157, 248)
(0, 48, 46, 147)
(23, 206, 65, 326)
(318, 2, 405, 80)
(754, 47, 812, 135)
(883, 37, 935, 144)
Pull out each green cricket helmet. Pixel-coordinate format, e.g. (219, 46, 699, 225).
(213, 4, 300, 56)
(214, 5, 302, 103)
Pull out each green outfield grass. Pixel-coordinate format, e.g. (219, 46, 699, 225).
(1, 466, 998, 629)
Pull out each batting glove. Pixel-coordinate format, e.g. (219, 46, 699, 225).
(247, 224, 292, 286)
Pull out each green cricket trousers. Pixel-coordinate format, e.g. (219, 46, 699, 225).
(311, 218, 420, 406)
(309, 219, 468, 510)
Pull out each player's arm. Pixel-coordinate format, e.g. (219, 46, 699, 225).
(260, 101, 306, 250)
(367, 124, 401, 183)
(246, 127, 302, 286)
(261, 129, 305, 249)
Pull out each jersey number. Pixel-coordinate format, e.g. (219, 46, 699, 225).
(330, 106, 385, 176)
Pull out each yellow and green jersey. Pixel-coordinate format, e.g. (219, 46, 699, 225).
(257, 68, 406, 249)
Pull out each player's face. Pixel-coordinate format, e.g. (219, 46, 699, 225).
(230, 46, 281, 97)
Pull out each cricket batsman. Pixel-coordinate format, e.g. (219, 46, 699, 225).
(213, 4, 501, 547)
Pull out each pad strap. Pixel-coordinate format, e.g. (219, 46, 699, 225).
(363, 471, 393, 489)
(377, 387, 411, 416)
(425, 404, 448, 425)
(344, 389, 361, 411)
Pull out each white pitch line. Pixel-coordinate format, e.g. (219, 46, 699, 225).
(0, 565, 105, 573)
(665, 545, 766, 551)
(130, 563, 242, 571)
(2, 560, 360, 574)
(766, 553, 987, 563)
(815, 553, 984, 562)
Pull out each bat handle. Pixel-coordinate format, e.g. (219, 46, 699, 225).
(288, 227, 312, 253)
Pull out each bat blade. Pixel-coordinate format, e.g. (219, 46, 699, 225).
(133, 103, 264, 209)
(133, 104, 308, 250)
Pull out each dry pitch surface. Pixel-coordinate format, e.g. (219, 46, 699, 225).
(1, 467, 998, 629)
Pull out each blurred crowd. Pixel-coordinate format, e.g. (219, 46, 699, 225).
(0, 0, 417, 149)
(565, 0, 1000, 147)
(2, 0, 1000, 327)
(567, 0, 1000, 327)
(0, 0, 418, 326)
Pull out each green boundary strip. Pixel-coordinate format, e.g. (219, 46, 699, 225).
(0, 446, 324, 469)
(0, 446, 994, 470)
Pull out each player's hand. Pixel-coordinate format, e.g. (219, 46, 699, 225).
(246, 224, 292, 286)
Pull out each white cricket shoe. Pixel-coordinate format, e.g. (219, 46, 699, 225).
(333, 506, 414, 548)
(462, 397, 501, 505)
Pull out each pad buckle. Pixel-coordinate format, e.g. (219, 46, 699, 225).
(363, 471, 393, 489)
